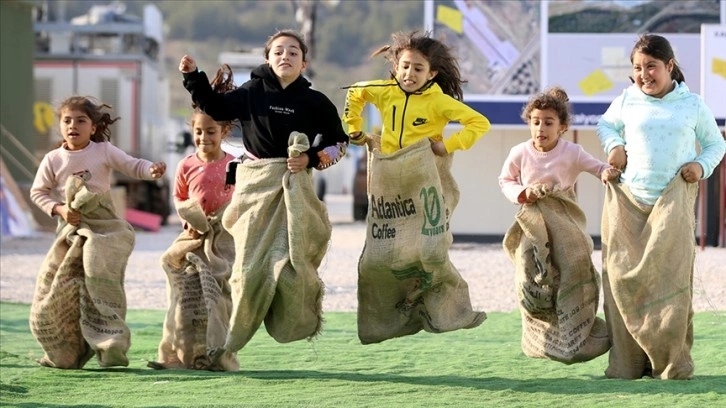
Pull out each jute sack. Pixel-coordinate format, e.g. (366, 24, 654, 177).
(220, 132, 330, 356)
(29, 175, 134, 368)
(503, 187, 609, 364)
(150, 199, 238, 371)
(358, 138, 486, 344)
(602, 177, 696, 379)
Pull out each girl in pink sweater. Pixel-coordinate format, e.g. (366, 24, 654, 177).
(29, 96, 165, 369)
(31, 97, 166, 220)
(499, 87, 619, 203)
(499, 87, 619, 365)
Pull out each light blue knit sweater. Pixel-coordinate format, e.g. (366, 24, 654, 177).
(597, 81, 726, 205)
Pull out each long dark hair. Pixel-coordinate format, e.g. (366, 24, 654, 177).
(630, 34, 685, 83)
(372, 31, 465, 100)
(57, 96, 119, 144)
(263, 29, 308, 62)
(191, 64, 237, 133)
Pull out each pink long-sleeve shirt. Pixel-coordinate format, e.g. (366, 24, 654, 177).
(498, 139, 610, 204)
(30, 141, 157, 216)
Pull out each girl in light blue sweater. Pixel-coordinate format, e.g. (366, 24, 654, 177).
(597, 34, 725, 380)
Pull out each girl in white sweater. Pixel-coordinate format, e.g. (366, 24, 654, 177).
(29, 96, 165, 369)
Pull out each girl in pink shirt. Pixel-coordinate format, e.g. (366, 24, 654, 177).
(149, 67, 239, 371)
(29, 96, 166, 369)
(172, 110, 235, 230)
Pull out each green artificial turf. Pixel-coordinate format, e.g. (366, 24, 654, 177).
(1, 302, 724, 407)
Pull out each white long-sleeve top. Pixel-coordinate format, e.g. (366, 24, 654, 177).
(499, 139, 609, 204)
(30, 141, 156, 216)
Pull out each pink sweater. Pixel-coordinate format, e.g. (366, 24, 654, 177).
(174, 152, 234, 216)
(30, 141, 156, 216)
(498, 139, 609, 204)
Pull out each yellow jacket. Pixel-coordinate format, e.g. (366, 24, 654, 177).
(343, 79, 490, 154)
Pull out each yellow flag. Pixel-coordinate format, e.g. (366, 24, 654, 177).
(712, 57, 726, 80)
(437, 5, 463, 34)
(33, 101, 55, 135)
(578, 69, 613, 96)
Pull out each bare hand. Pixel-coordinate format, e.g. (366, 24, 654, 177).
(430, 140, 448, 157)
(518, 188, 538, 204)
(366, 133, 381, 151)
(179, 55, 197, 73)
(601, 167, 621, 184)
(607, 146, 627, 170)
(680, 162, 703, 183)
(56, 204, 81, 226)
(186, 228, 202, 239)
(150, 162, 167, 179)
(287, 153, 310, 173)
(349, 132, 366, 146)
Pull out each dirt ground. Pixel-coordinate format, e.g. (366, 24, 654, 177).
(1, 195, 724, 313)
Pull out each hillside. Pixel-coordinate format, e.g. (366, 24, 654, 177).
(56, 0, 424, 118)
(48, 0, 721, 119)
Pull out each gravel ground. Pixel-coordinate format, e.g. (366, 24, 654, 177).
(1, 195, 724, 313)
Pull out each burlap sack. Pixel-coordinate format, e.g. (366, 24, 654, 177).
(219, 132, 330, 356)
(503, 187, 609, 364)
(29, 175, 134, 368)
(602, 177, 696, 379)
(149, 199, 238, 371)
(357, 138, 486, 344)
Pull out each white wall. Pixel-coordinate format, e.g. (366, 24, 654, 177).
(447, 125, 608, 237)
(34, 62, 135, 153)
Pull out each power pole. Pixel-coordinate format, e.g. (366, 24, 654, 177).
(293, 0, 317, 79)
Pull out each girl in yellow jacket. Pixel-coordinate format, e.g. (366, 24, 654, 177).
(343, 31, 490, 155)
(344, 31, 491, 345)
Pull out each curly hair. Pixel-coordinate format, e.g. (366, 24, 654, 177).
(520, 86, 572, 128)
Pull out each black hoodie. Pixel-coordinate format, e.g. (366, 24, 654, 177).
(183, 64, 348, 168)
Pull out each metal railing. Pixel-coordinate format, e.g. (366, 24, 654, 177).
(0, 124, 40, 180)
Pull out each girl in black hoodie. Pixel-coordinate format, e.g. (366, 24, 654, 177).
(179, 30, 348, 171)
(177, 30, 348, 363)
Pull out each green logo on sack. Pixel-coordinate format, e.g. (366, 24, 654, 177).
(391, 266, 433, 289)
(420, 186, 445, 236)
